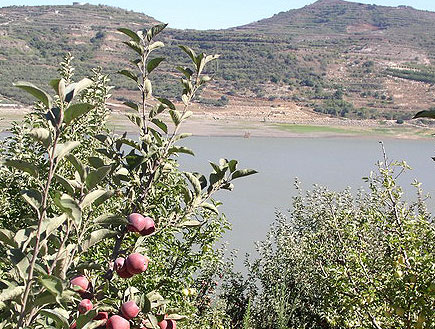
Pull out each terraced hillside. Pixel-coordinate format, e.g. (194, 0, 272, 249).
(0, 0, 434, 121)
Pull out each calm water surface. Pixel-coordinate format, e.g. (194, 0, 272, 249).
(2, 131, 434, 269)
(179, 137, 435, 268)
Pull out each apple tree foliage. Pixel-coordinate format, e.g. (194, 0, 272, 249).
(0, 24, 256, 329)
(245, 158, 434, 329)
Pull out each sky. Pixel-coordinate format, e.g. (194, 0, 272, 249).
(0, 0, 434, 30)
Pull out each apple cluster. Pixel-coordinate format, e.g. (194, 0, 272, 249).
(114, 213, 155, 278)
(70, 275, 174, 329)
(69, 214, 176, 328)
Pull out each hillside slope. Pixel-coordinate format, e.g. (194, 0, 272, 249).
(0, 0, 434, 121)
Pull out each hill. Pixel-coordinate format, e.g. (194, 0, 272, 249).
(0, 0, 434, 121)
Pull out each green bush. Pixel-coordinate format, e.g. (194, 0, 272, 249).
(245, 158, 434, 329)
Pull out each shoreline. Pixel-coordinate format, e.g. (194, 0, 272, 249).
(1, 107, 434, 140)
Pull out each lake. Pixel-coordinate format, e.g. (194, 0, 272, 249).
(178, 136, 435, 270)
(2, 129, 435, 270)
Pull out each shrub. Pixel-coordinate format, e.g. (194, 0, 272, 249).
(247, 156, 435, 328)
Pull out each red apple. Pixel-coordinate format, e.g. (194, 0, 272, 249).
(78, 299, 93, 314)
(107, 315, 130, 329)
(158, 319, 176, 329)
(70, 322, 77, 329)
(127, 213, 147, 232)
(117, 266, 134, 278)
(70, 275, 89, 293)
(125, 253, 148, 274)
(114, 257, 125, 271)
(114, 257, 134, 278)
(139, 217, 155, 236)
(93, 311, 108, 321)
(121, 300, 140, 320)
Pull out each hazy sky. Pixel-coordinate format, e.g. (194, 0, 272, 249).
(1, 0, 434, 30)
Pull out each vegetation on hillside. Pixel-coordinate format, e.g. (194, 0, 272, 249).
(0, 0, 434, 120)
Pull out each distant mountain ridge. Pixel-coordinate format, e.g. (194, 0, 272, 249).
(0, 0, 434, 120)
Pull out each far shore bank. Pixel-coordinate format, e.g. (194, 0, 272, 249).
(1, 106, 434, 140)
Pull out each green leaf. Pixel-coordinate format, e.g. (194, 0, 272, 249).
(54, 141, 80, 161)
(41, 214, 68, 239)
(201, 202, 219, 214)
(166, 313, 187, 320)
(123, 40, 144, 55)
(115, 138, 141, 151)
(168, 146, 194, 156)
(0, 285, 25, 303)
(1, 159, 39, 177)
(204, 54, 220, 65)
(147, 314, 159, 329)
(40, 309, 69, 329)
(174, 133, 192, 142)
(64, 103, 95, 125)
(146, 23, 168, 41)
(54, 194, 81, 222)
(126, 153, 145, 170)
(76, 309, 98, 329)
(14, 81, 52, 108)
(81, 189, 109, 208)
(142, 296, 151, 313)
(118, 70, 138, 82)
(34, 290, 56, 306)
(50, 78, 66, 98)
(179, 45, 197, 65)
(81, 229, 117, 252)
(29, 128, 51, 147)
(64, 78, 93, 103)
(228, 160, 238, 173)
(8, 249, 30, 279)
(14, 227, 34, 249)
(151, 118, 168, 133)
(123, 101, 138, 111)
(54, 174, 75, 195)
(157, 97, 176, 110)
(148, 41, 164, 51)
(181, 94, 189, 106)
(169, 110, 181, 126)
(127, 114, 143, 128)
(144, 79, 152, 98)
(184, 172, 202, 196)
(200, 75, 212, 83)
(147, 57, 165, 74)
(20, 189, 42, 212)
(39, 274, 63, 297)
(83, 320, 107, 329)
(66, 154, 86, 182)
(0, 229, 18, 248)
(180, 220, 202, 227)
(85, 165, 111, 190)
(231, 169, 258, 180)
(94, 213, 126, 225)
(197, 53, 206, 74)
(88, 156, 105, 169)
(181, 110, 193, 121)
(414, 110, 435, 119)
(45, 107, 62, 127)
(117, 28, 141, 43)
(175, 66, 194, 79)
(149, 104, 166, 118)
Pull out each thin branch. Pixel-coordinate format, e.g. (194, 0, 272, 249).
(17, 126, 61, 328)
